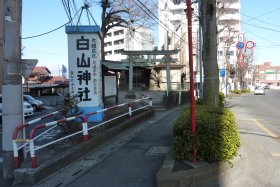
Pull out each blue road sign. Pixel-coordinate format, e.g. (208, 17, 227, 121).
(236, 42, 245, 49)
(220, 69, 226, 77)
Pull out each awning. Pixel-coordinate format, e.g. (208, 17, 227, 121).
(102, 60, 128, 71)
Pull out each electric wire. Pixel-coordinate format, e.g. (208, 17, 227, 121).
(241, 12, 280, 28)
(62, 0, 72, 23)
(133, 0, 189, 45)
(242, 28, 280, 46)
(22, 7, 82, 39)
(242, 7, 280, 23)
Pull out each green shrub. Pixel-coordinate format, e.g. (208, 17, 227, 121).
(195, 98, 203, 105)
(230, 90, 241, 94)
(173, 105, 240, 162)
(241, 89, 250, 93)
(58, 94, 83, 134)
(219, 92, 225, 106)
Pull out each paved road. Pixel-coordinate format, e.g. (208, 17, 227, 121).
(224, 89, 280, 186)
(36, 90, 280, 187)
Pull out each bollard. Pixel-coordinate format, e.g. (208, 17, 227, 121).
(149, 98, 152, 107)
(82, 120, 89, 141)
(29, 140, 37, 168)
(128, 103, 132, 118)
(13, 140, 19, 168)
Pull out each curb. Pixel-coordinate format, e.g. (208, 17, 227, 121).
(13, 108, 155, 185)
(156, 147, 243, 187)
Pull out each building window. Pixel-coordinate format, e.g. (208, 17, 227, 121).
(105, 51, 112, 56)
(104, 42, 112, 47)
(114, 49, 124, 55)
(113, 30, 124, 36)
(114, 39, 124, 45)
(226, 51, 234, 56)
(105, 33, 112, 38)
(219, 51, 223, 56)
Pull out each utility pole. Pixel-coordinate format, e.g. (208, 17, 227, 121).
(2, 0, 23, 180)
(186, 0, 196, 160)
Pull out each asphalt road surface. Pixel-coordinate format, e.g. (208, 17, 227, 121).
(224, 89, 280, 186)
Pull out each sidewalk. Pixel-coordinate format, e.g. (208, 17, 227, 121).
(35, 106, 182, 187)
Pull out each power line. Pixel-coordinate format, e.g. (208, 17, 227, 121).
(222, 14, 280, 33)
(241, 20, 280, 33)
(133, 0, 189, 45)
(22, 7, 82, 39)
(242, 7, 280, 23)
(242, 28, 280, 46)
(241, 12, 280, 28)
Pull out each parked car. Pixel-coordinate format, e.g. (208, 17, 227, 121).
(23, 94, 44, 111)
(0, 94, 34, 118)
(254, 86, 265, 95)
(264, 85, 270, 89)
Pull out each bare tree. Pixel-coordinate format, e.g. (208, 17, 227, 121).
(99, 0, 156, 60)
(62, 0, 156, 61)
(237, 48, 255, 89)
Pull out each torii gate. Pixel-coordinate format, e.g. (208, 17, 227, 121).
(121, 49, 180, 98)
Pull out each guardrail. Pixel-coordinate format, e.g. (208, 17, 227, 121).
(13, 97, 152, 168)
(12, 111, 60, 168)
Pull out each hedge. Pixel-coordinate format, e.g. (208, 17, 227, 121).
(173, 105, 240, 162)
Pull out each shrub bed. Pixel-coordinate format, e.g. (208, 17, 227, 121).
(230, 90, 241, 94)
(241, 89, 250, 93)
(173, 105, 240, 162)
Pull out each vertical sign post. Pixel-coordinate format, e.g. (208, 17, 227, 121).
(66, 26, 103, 122)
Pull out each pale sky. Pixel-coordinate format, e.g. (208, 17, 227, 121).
(22, 0, 280, 76)
(241, 0, 280, 66)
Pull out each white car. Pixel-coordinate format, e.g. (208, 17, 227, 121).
(23, 95, 44, 111)
(23, 102, 34, 117)
(254, 86, 265, 95)
(0, 94, 34, 118)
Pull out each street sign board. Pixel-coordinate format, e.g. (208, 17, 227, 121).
(220, 69, 226, 78)
(66, 26, 103, 122)
(246, 41, 255, 49)
(21, 59, 38, 79)
(236, 42, 244, 49)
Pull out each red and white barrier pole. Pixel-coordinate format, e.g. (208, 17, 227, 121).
(82, 119, 88, 142)
(13, 140, 19, 168)
(29, 140, 37, 168)
(128, 103, 132, 118)
(149, 98, 152, 107)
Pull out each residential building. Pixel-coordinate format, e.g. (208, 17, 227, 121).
(217, 0, 241, 92)
(27, 66, 52, 84)
(103, 26, 154, 89)
(24, 66, 69, 96)
(158, 0, 198, 91)
(253, 62, 280, 86)
(104, 26, 154, 61)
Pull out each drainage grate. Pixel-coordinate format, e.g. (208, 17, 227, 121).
(145, 146, 169, 156)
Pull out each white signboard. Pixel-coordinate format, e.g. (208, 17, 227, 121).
(66, 26, 102, 107)
(104, 76, 117, 97)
